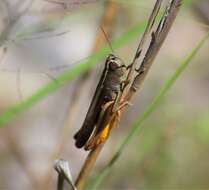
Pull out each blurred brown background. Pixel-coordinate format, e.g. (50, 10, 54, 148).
(0, 0, 209, 189)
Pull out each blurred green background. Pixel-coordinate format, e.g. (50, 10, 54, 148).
(0, 0, 209, 189)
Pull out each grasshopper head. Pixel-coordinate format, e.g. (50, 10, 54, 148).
(107, 54, 125, 73)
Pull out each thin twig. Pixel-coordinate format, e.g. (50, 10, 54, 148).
(43, 0, 98, 7)
(125, 0, 163, 86)
(14, 29, 71, 41)
(75, 144, 103, 190)
(126, 0, 182, 101)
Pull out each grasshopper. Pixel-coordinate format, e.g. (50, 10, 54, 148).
(74, 0, 163, 150)
(74, 54, 127, 150)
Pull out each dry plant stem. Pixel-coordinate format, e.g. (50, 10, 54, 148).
(126, 0, 182, 101)
(17, 29, 71, 41)
(125, 0, 163, 85)
(39, 0, 118, 188)
(75, 144, 103, 190)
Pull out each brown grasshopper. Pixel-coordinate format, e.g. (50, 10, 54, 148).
(74, 0, 163, 150)
(74, 54, 128, 150)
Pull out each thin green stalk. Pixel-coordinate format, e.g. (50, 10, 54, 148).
(90, 32, 209, 190)
(0, 21, 147, 127)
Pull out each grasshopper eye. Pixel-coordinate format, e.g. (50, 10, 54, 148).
(107, 54, 116, 61)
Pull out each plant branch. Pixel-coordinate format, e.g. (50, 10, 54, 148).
(125, 0, 163, 86)
(126, 0, 182, 101)
(75, 144, 103, 190)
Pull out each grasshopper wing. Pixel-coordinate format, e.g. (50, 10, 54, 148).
(74, 61, 109, 148)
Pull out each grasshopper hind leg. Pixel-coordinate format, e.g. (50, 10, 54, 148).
(74, 122, 95, 148)
(84, 101, 120, 150)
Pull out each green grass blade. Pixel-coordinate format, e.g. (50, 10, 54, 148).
(0, 21, 147, 127)
(90, 32, 209, 190)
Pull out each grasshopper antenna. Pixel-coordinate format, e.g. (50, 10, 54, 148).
(100, 26, 114, 53)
